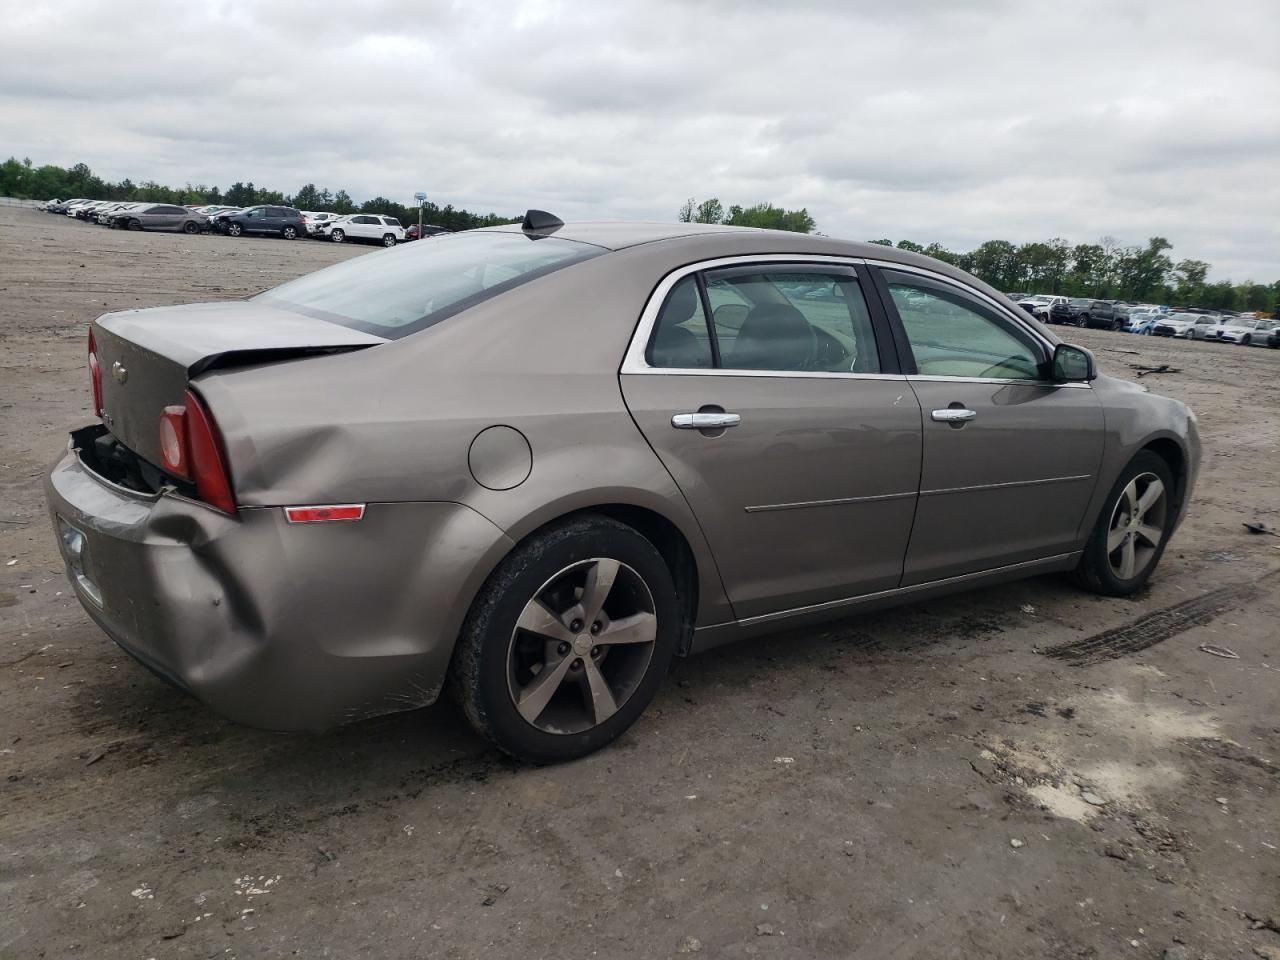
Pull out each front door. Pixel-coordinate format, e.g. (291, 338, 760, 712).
(621, 263, 922, 620)
(872, 268, 1105, 585)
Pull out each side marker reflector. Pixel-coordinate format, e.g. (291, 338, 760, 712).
(284, 504, 366, 524)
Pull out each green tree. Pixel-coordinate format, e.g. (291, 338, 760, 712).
(723, 202, 814, 233)
(332, 189, 355, 214)
(1171, 259, 1209, 305)
(969, 240, 1019, 290)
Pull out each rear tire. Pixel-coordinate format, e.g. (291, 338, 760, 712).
(1073, 451, 1175, 597)
(382, 233, 396, 247)
(282, 225, 297, 240)
(450, 515, 679, 763)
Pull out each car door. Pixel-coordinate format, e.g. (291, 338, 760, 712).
(870, 266, 1105, 585)
(239, 207, 263, 232)
(620, 261, 922, 620)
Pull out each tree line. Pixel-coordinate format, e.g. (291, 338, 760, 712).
(867, 236, 1276, 312)
(679, 196, 1276, 312)
(0, 156, 518, 233)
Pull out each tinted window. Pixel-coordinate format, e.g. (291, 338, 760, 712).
(706, 269, 880, 373)
(258, 232, 601, 339)
(885, 273, 1043, 380)
(647, 276, 714, 369)
(383, 217, 402, 227)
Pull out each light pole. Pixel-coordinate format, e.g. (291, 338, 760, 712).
(414, 191, 426, 238)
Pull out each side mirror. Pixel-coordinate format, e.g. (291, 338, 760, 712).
(1052, 343, 1097, 382)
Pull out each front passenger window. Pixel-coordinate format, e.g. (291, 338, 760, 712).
(886, 276, 1043, 380)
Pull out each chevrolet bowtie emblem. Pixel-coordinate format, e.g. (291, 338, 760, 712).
(112, 361, 128, 384)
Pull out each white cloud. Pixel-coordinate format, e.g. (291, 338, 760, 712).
(0, 0, 1276, 280)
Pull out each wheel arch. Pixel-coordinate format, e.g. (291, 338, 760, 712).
(488, 501, 705, 656)
(1140, 435, 1189, 518)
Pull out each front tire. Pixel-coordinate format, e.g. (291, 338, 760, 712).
(330, 228, 345, 243)
(450, 515, 680, 763)
(126, 219, 142, 231)
(1073, 451, 1175, 597)
(227, 223, 243, 238)
(182, 220, 199, 234)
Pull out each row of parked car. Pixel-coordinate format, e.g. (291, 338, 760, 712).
(1009, 293, 1278, 348)
(39, 198, 449, 245)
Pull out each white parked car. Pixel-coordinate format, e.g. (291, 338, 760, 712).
(1150, 313, 1219, 339)
(324, 213, 406, 246)
(1217, 317, 1276, 346)
(1016, 294, 1067, 322)
(303, 211, 341, 236)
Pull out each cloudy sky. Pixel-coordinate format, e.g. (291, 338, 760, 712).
(2, 0, 1277, 280)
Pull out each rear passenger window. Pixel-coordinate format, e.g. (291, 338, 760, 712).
(647, 276, 714, 369)
(647, 269, 880, 373)
(707, 270, 880, 373)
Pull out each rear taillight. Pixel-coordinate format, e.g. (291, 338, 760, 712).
(159, 406, 189, 478)
(156, 390, 237, 514)
(88, 329, 103, 417)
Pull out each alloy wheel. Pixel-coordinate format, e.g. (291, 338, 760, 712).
(1106, 472, 1167, 580)
(506, 557, 658, 735)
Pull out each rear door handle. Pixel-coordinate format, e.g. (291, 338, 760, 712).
(672, 412, 741, 429)
(931, 408, 977, 423)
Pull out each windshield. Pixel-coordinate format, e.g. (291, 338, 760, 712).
(257, 231, 602, 338)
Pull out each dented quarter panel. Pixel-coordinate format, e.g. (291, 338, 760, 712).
(46, 445, 513, 730)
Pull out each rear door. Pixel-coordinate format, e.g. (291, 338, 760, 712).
(620, 261, 922, 620)
(348, 215, 378, 240)
(869, 266, 1104, 584)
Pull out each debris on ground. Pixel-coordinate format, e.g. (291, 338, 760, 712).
(1129, 363, 1181, 376)
(755, 923, 775, 936)
(1244, 521, 1280, 537)
(1081, 792, 1105, 806)
(678, 936, 703, 953)
(1198, 643, 1240, 659)
(1009, 838, 1025, 848)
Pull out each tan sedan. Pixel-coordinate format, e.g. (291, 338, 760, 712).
(47, 213, 1200, 762)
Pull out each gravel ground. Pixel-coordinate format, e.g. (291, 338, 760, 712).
(1, 207, 1278, 960)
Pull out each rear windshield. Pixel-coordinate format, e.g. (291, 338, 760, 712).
(256, 232, 601, 338)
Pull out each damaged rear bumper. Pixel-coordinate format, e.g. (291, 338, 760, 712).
(45, 436, 513, 731)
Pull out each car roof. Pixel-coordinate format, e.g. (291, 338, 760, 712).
(479, 219, 948, 268)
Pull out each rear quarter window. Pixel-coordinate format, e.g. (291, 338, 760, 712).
(256, 231, 602, 339)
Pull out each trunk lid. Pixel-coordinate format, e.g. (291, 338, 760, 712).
(93, 301, 385, 469)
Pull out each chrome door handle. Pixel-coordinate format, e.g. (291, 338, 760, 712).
(672, 412, 741, 429)
(931, 408, 977, 423)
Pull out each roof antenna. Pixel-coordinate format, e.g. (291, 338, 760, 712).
(521, 209, 564, 233)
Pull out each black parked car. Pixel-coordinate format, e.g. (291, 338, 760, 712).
(1076, 300, 1128, 331)
(1049, 300, 1084, 326)
(211, 205, 306, 240)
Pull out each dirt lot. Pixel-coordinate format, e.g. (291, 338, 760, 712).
(1, 205, 1278, 960)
